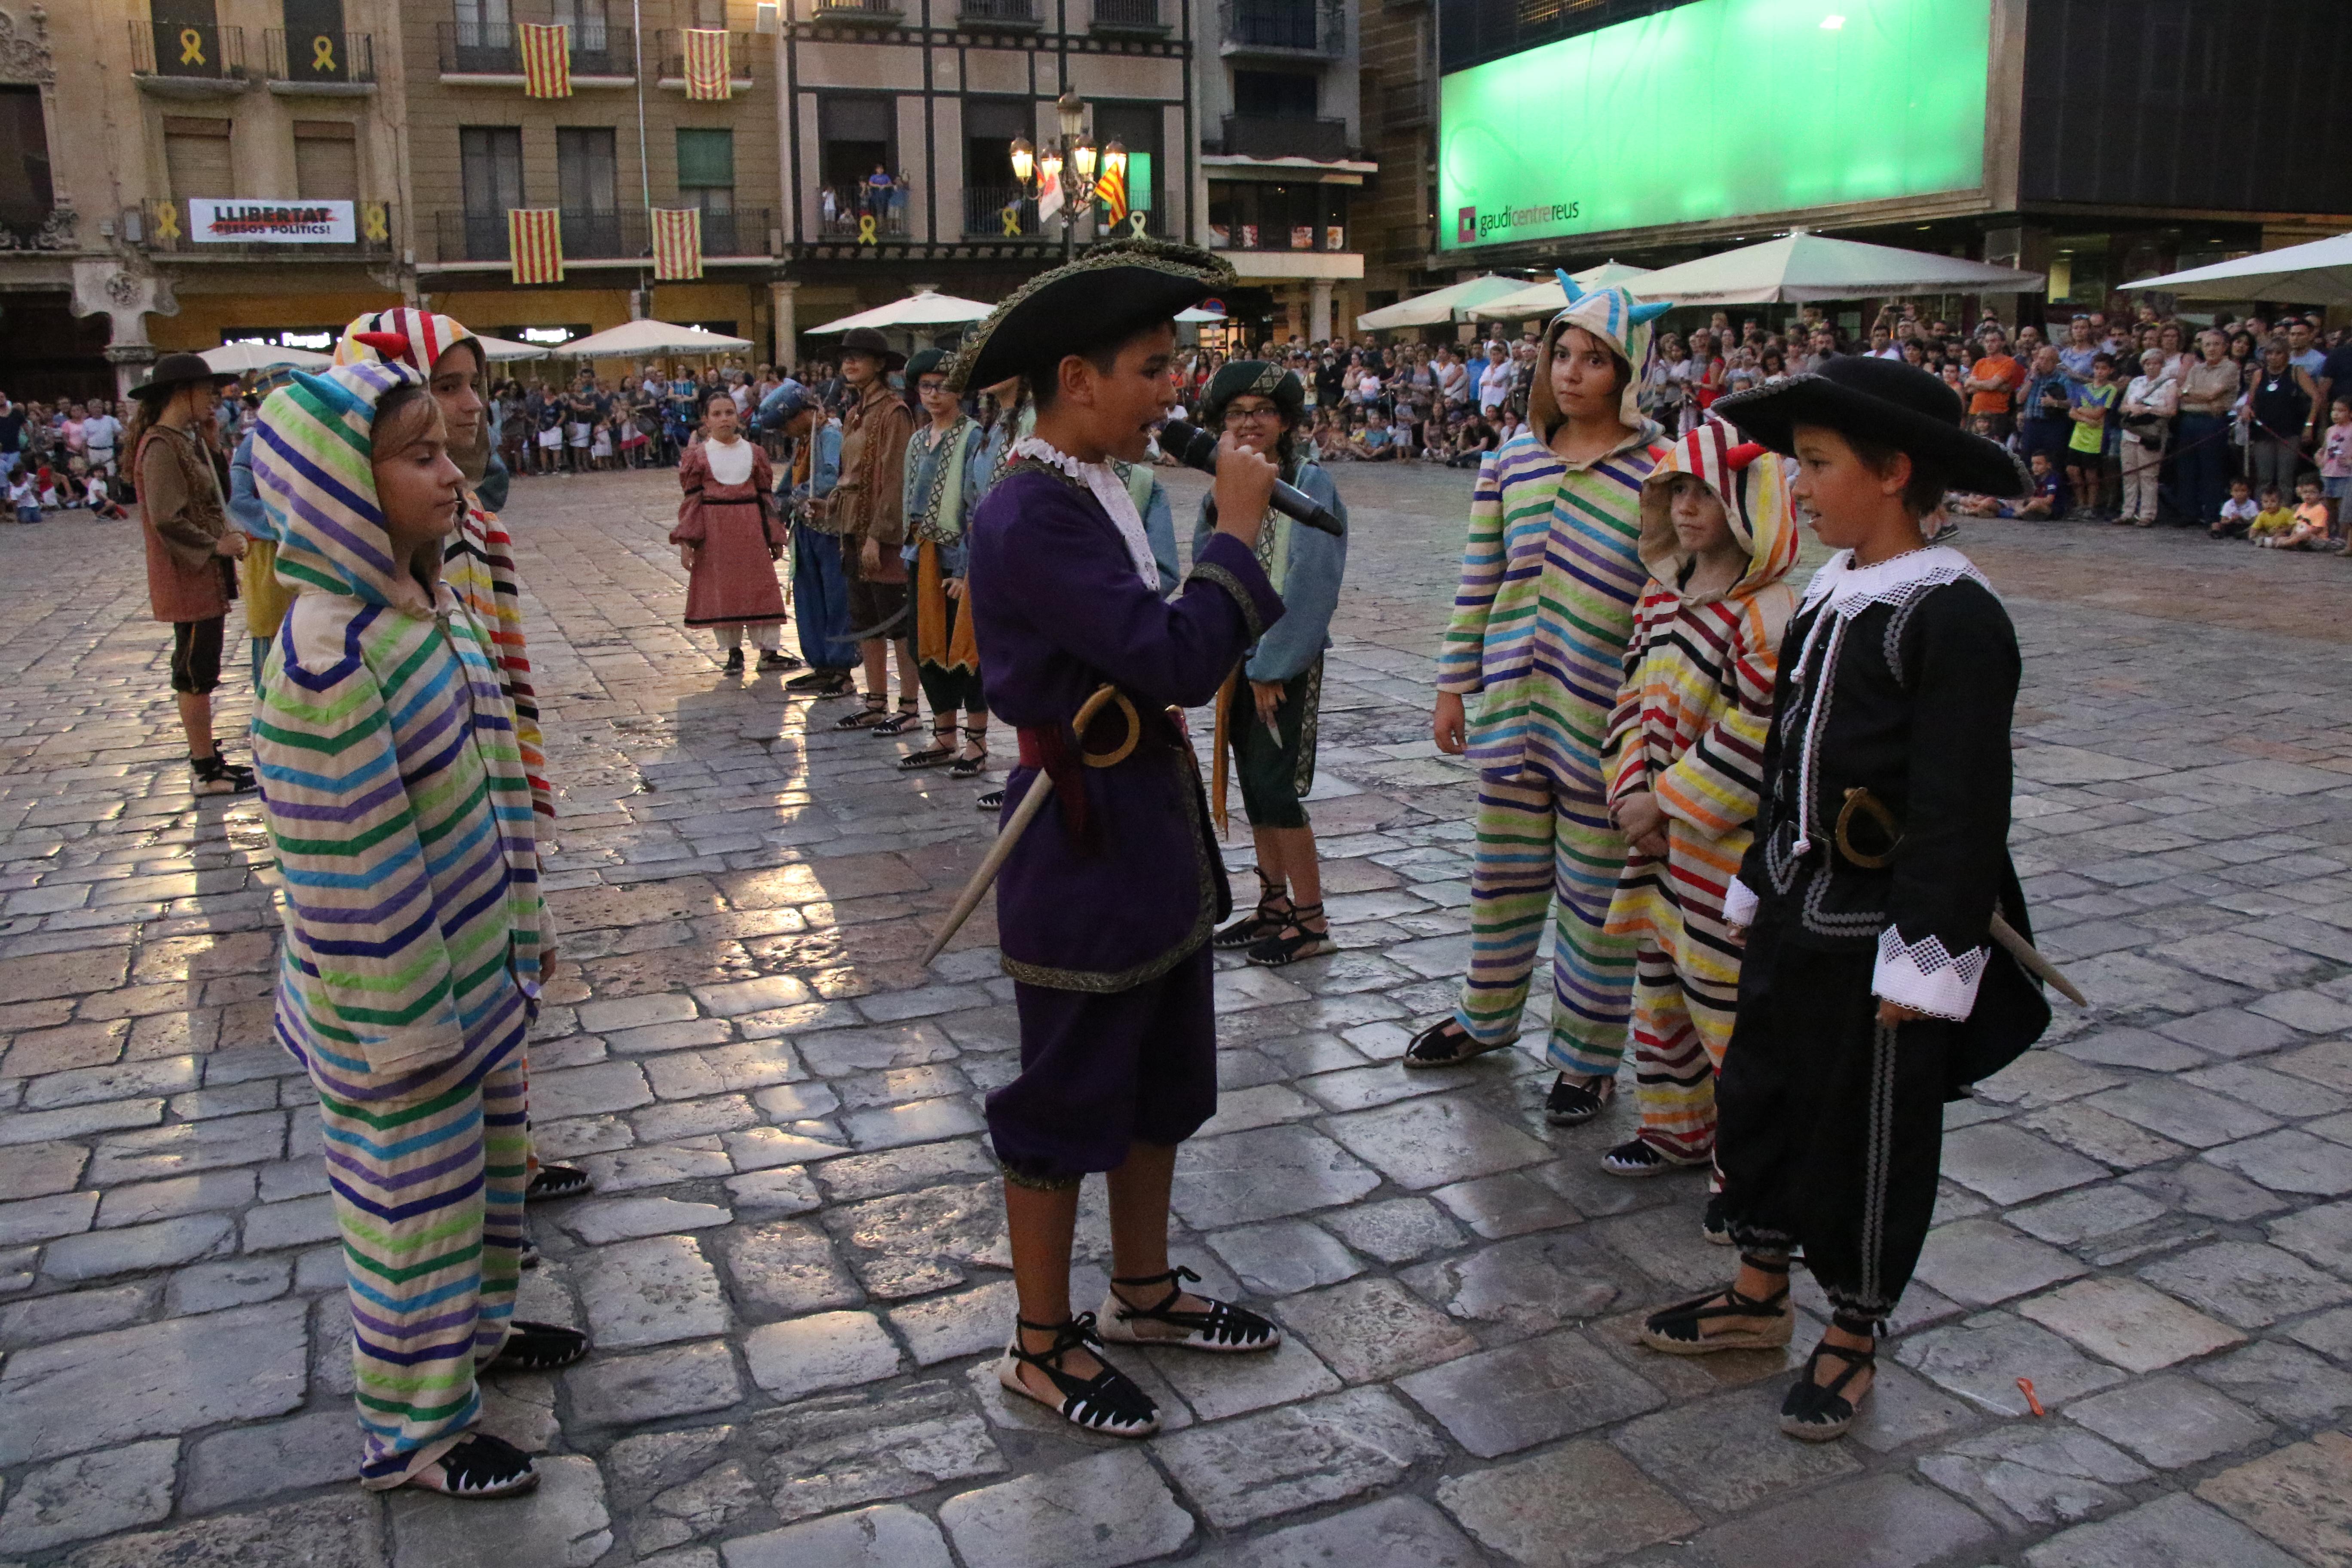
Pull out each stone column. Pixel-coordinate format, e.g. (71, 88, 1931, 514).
(1309, 279, 1333, 346)
(770, 280, 799, 374)
(71, 260, 179, 401)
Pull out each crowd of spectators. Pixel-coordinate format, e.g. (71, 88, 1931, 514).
(0, 393, 134, 520)
(1170, 298, 2352, 553)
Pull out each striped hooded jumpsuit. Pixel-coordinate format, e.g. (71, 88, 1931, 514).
(1602, 424, 1798, 1161)
(1435, 283, 1668, 1075)
(252, 360, 545, 1487)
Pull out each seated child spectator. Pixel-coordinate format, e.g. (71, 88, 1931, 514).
(2212, 479, 2260, 539)
(2009, 450, 2062, 519)
(1447, 411, 1499, 469)
(1356, 407, 1404, 462)
(84, 470, 128, 521)
(9, 469, 36, 522)
(2258, 475, 2332, 550)
(2245, 484, 2297, 544)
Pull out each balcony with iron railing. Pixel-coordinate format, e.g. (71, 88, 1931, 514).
(653, 29, 750, 84)
(135, 197, 396, 256)
(960, 187, 1166, 239)
(130, 21, 250, 90)
(1217, 114, 1350, 161)
(436, 20, 636, 80)
(264, 28, 376, 88)
(817, 184, 912, 241)
(811, 0, 905, 26)
(957, 0, 1041, 29)
(1218, 0, 1345, 56)
(435, 207, 770, 263)
(1209, 218, 1350, 252)
(1090, 0, 1168, 32)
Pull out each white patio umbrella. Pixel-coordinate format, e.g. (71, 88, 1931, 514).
(1355, 274, 1528, 332)
(203, 340, 331, 374)
(560, 318, 753, 358)
(469, 333, 550, 363)
(806, 287, 995, 335)
(2119, 232, 2352, 306)
(1175, 304, 1227, 323)
(1628, 233, 2043, 306)
(1460, 260, 1657, 324)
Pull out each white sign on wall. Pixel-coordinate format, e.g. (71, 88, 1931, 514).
(188, 199, 356, 244)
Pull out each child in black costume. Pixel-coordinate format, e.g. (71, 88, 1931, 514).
(1638, 356, 2052, 1442)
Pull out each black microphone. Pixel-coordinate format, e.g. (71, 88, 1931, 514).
(1158, 419, 1345, 537)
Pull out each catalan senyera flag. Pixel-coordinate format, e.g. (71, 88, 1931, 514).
(1094, 165, 1129, 226)
(507, 208, 564, 285)
(681, 27, 731, 100)
(651, 208, 704, 281)
(518, 22, 571, 98)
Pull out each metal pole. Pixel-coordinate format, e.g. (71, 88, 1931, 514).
(633, 0, 651, 312)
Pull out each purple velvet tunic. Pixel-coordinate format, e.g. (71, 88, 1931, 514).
(968, 461, 1285, 991)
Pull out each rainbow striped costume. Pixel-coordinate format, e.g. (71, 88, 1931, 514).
(1434, 280, 1668, 1075)
(252, 360, 544, 1488)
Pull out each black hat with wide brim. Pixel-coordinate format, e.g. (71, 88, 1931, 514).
(1714, 355, 2030, 499)
(946, 238, 1234, 395)
(132, 351, 241, 404)
(836, 327, 907, 372)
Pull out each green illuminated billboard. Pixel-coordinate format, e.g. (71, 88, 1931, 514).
(1439, 0, 1989, 251)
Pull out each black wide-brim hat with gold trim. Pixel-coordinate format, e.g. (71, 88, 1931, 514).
(1198, 359, 1303, 428)
(946, 237, 1234, 395)
(1714, 355, 2030, 499)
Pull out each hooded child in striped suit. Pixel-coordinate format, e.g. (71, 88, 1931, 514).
(1407, 278, 1674, 1129)
(252, 360, 585, 1500)
(1599, 423, 1798, 1201)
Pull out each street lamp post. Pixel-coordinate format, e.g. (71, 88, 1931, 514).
(1008, 90, 1124, 260)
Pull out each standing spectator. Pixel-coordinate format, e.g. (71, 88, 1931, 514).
(2285, 318, 2326, 386)
(1478, 340, 1514, 416)
(2018, 345, 2073, 483)
(82, 400, 122, 478)
(2065, 352, 2120, 518)
(1435, 341, 1471, 416)
(2056, 315, 2100, 388)
(2117, 347, 2178, 527)
(0, 394, 21, 482)
(129, 353, 254, 794)
(1964, 327, 2025, 441)
(2176, 329, 2240, 528)
(2318, 397, 2352, 548)
(2316, 328, 2352, 438)
(2245, 337, 2318, 502)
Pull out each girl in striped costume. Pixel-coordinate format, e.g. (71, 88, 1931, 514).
(1600, 423, 1797, 1194)
(252, 360, 585, 1498)
(1409, 277, 1674, 1127)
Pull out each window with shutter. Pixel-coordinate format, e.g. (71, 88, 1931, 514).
(293, 120, 358, 200)
(162, 116, 233, 199)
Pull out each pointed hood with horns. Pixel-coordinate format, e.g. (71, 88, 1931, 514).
(334, 308, 492, 483)
(1528, 270, 1673, 442)
(1636, 420, 1800, 609)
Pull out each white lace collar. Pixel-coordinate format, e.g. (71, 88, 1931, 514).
(1013, 435, 1158, 589)
(1801, 544, 1991, 616)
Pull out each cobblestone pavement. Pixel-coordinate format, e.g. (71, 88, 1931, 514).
(1, 462, 2350, 1568)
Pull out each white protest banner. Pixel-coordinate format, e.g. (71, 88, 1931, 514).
(188, 199, 356, 244)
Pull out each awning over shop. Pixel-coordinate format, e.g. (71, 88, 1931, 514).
(2121, 232, 2352, 306)
(560, 318, 754, 358)
(1460, 260, 1657, 323)
(1628, 233, 2043, 306)
(1354, 274, 1528, 332)
(805, 287, 996, 335)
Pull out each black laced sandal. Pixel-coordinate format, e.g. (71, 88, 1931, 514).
(1097, 1266, 1281, 1353)
(1401, 1017, 1514, 1069)
(526, 1164, 592, 1200)
(834, 692, 890, 730)
(760, 649, 800, 671)
(899, 717, 957, 770)
(949, 724, 991, 779)
(1215, 872, 1291, 950)
(996, 1313, 1159, 1438)
(191, 753, 258, 796)
(1781, 1314, 1879, 1442)
(976, 788, 1005, 812)
(1245, 902, 1336, 967)
(484, 1320, 590, 1374)
(786, 667, 851, 693)
(722, 647, 746, 675)
(1601, 1136, 1708, 1176)
(1701, 1192, 1732, 1246)
(403, 1433, 538, 1498)
(1545, 1072, 1616, 1125)
(1638, 1253, 1794, 1354)
(872, 698, 924, 737)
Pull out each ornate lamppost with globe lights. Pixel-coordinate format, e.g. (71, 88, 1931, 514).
(1008, 90, 1127, 260)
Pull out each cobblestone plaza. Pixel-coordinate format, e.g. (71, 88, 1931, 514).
(0, 463, 2348, 1567)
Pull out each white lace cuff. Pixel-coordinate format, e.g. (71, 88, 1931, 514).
(1873, 926, 1987, 1021)
(1722, 878, 1758, 928)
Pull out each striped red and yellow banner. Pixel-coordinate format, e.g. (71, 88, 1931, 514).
(681, 28, 731, 100)
(507, 208, 564, 285)
(651, 208, 703, 281)
(518, 22, 570, 98)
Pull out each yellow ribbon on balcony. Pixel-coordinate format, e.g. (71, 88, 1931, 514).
(150, 200, 182, 242)
(999, 204, 1021, 237)
(360, 202, 389, 242)
(178, 27, 206, 66)
(311, 34, 337, 71)
(857, 213, 877, 245)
